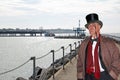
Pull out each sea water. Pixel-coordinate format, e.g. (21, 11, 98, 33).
(0, 37, 80, 80)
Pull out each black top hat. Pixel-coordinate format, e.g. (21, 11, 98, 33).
(85, 13, 103, 28)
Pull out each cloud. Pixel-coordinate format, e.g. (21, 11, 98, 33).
(30, 0, 120, 14)
(0, 0, 119, 16)
(0, 0, 119, 33)
(21, 0, 40, 4)
(0, 0, 26, 16)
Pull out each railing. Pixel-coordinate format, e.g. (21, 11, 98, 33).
(0, 40, 82, 80)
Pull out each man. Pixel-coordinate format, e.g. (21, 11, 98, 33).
(77, 13, 120, 80)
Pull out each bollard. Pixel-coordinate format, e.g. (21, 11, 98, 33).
(61, 46, 65, 70)
(30, 56, 36, 80)
(51, 50, 55, 80)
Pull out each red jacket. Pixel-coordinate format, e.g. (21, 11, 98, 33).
(77, 35, 120, 80)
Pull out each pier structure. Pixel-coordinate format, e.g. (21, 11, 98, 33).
(0, 29, 46, 37)
(73, 20, 86, 38)
(0, 28, 78, 37)
(54, 20, 86, 39)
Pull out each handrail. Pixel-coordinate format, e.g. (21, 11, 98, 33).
(36, 51, 51, 60)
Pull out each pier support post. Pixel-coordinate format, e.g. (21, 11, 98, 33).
(61, 46, 65, 70)
(30, 56, 36, 80)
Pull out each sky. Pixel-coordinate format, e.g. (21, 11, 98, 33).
(0, 0, 120, 33)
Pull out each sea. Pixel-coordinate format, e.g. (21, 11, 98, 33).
(0, 34, 81, 80)
(0, 33, 120, 80)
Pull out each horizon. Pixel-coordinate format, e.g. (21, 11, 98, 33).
(0, 27, 120, 34)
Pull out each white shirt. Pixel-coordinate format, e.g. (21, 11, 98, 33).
(92, 41, 104, 72)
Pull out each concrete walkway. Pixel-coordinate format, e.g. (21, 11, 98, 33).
(48, 57, 77, 80)
(49, 43, 120, 80)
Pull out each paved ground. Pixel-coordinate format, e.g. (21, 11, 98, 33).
(48, 43, 120, 80)
(48, 57, 77, 80)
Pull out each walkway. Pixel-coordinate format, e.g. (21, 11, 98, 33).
(48, 43, 120, 80)
(48, 57, 77, 80)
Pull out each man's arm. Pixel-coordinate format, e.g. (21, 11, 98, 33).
(77, 45, 84, 79)
(108, 41, 120, 79)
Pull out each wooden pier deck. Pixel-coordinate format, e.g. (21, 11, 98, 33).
(48, 43, 120, 80)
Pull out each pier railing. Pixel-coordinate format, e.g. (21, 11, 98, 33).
(0, 40, 82, 80)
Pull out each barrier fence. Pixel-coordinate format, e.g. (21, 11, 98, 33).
(0, 40, 82, 80)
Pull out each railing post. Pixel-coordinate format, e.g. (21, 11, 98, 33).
(74, 42, 77, 57)
(30, 56, 36, 80)
(51, 50, 55, 80)
(78, 41, 81, 47)
(69, 44, 72, 52)
(61, 46, 65, 70)
(74, 42, 76, 49)
(69, 44, 72, 62)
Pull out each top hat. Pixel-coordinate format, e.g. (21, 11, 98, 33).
(85, 13, 103, 28)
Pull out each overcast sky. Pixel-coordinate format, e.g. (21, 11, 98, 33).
(0, 0, 120, 33)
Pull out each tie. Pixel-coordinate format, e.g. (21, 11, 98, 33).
(86, 37, 100, 79)
(94, 42, 100, 79)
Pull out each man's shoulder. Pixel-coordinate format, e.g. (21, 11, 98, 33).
(82, 36, 89, 42)
(101, 35, 116, 46)
(101, 35, 114, 42)
(80, 36, 90, 46)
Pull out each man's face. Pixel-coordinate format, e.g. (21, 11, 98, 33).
(88, 22, 101, 36)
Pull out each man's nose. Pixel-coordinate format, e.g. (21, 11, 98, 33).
(89, 25, 95, 29)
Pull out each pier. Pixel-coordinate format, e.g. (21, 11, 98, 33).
(0, 28, 83, 37)
(0, 28, 46, 36)
(48, 57, 77, 80)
